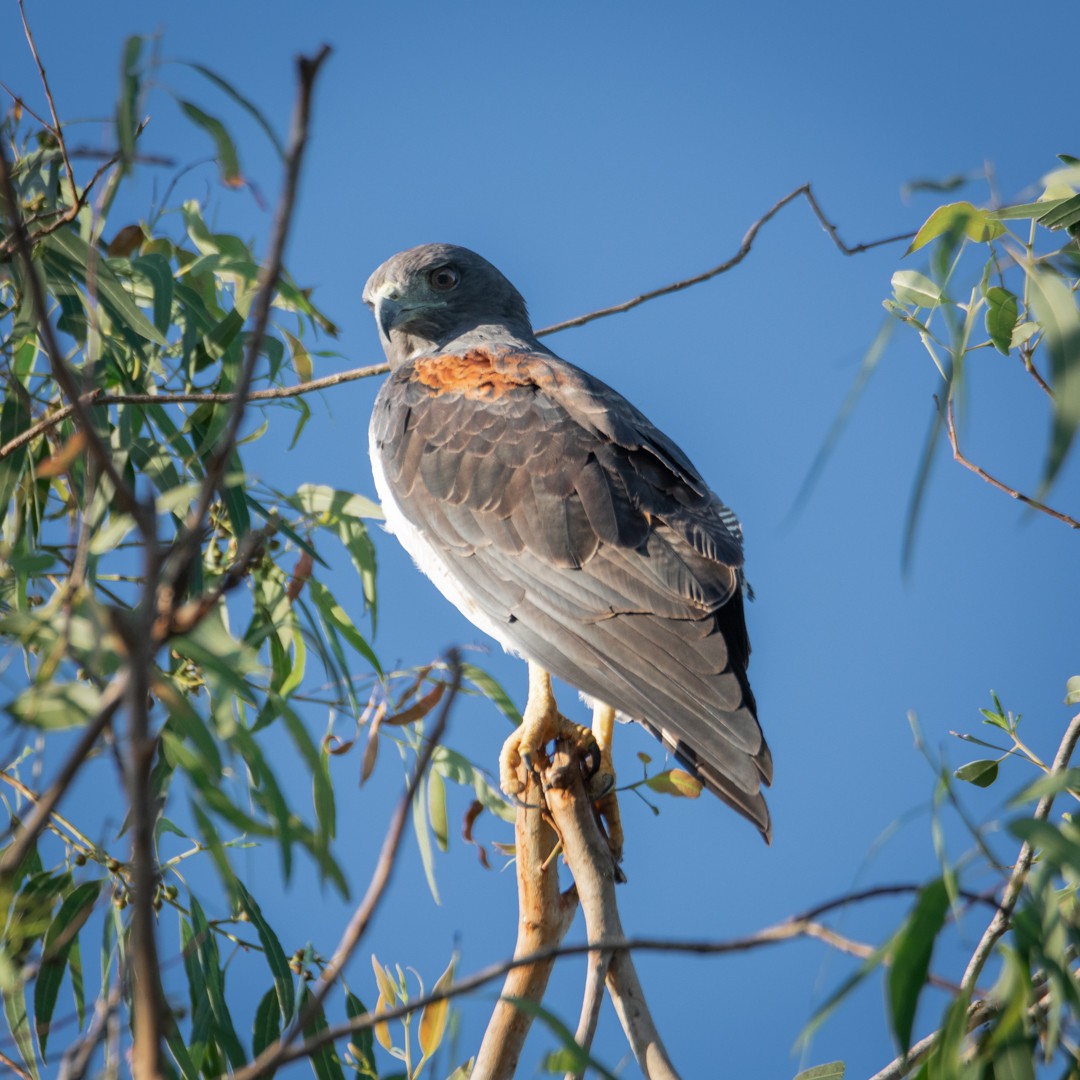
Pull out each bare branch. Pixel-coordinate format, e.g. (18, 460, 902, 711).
(960, 710, 1080, 991)
(0, 1047, 33, 1080)
(0, 673, 128, 879)
(17, 0, 76, 207)
(475, 774, 578, 1079)
(231, 651, 461, 1080)
(941, 395, 1079, 529)
(535, 183, 914, 336)
(161, 44, 331, 603)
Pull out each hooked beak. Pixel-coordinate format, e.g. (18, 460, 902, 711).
(376, 295, 404, 341)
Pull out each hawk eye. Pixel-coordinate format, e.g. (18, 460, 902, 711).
(428, 266, 460, 292)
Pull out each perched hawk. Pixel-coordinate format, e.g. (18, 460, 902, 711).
(365, 244, 772, 841)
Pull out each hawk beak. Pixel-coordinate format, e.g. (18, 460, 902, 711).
(376, 296, 404, 341)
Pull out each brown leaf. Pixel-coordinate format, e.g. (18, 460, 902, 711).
(461, 800, 491, 870)
(106, 224, 144, 257)
(359, 702, 386, 785)
(382, 682, 444, 727)
(38, 430, 87, 477)
(322, 733, 355, 757)
(286, 551, 314, 602)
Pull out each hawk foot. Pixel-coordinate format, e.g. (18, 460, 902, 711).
(499, 712, 600, 798)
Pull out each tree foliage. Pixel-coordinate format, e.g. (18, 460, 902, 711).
(0, 29, 1079, 1080)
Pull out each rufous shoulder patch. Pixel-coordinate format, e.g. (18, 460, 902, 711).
(411, 349, 534, 400)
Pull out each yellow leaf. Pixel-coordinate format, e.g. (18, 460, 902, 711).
(371, 953, 397, 1005)
(645, 768, 704, 798)
(418, 956, 456, 1059)
(373, 992, 393, 1052)
(283, 328, 313, 382)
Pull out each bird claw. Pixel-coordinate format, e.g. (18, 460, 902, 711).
(499, 713, 601, 798)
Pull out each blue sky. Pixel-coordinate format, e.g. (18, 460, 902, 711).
(4, 2, 1079, 1077)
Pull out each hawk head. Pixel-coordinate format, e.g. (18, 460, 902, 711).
(363, 243, 532, 368)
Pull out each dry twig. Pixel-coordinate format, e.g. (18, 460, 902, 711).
(941, 394, 1079, 530)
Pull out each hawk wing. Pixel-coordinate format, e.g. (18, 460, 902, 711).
(369, 345, 772, 838)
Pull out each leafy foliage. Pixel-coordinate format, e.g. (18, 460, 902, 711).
(0, 36, 517, 1079)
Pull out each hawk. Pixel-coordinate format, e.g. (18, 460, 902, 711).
(364, 244, 772, 842)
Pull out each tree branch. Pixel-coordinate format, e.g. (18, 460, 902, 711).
(474, 773, 578, 1079)
(0, 187, 911, 462)
(941, 394, 1079, 530)
(159, 44, 330, 604)
(960, 710, 1080, 992)
(536, 183, 914, 336)
(542, 744, 679, 1080)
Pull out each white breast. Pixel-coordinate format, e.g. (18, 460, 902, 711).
(368, 427, 525, 659)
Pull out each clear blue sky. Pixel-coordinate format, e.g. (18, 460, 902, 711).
(4, 2, 1078, 1076)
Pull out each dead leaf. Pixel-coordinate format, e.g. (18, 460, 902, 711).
(38, 430, 87, 477)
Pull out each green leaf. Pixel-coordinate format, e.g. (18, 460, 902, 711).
(428, 766, 449, 852)
(985, 286, 1019, 356)
(42, 229, 168, 347)
(34, 879, 102, 1059)
(907, 201, 1005, 254)
(887, 878, 950, 1054)
(179, 100, 243, 186)
(1037, 192, 1080, 232)
(182, 62, 285, 158)
(953, 759, 999, 788)
(413, 775, 441, 905)
(1026, 268, 1080, 489)
(252, 987, 282, 1060)
(645, 768, 704, 798)
(131, 253, 175, 336)
(116, 35, 143, 169)
(1010, 767, 1080, 807)
(891, 270, 943, 309)
(283, 328, 313, 382)
(794, 1064, 846, 1080)
(344, 993, 376, 1076)
(461, 663, 522, 726)
(8, 681, 102, 729)
(3, 983, 39, 1080)
(190, 896, 248, 1069)
(300, 986, 346, 1080)
(236, 879, 295, 1022)
(988, 197, 1070, 221)
(1066, 675, 1080, 706)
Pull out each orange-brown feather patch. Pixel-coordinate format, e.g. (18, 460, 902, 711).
(412, 350, 534, 400)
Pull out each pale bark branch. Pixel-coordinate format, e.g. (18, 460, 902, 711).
(474, 774, 578, 1079)
(542, 744, 679, 1080)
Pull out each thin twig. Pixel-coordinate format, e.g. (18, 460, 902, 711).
(0, 187, 912, 461)
(941, 395, 1080, 529)
(0, 674, 128, 878)
(230, 651, 461, 1080)
(259, 910, 955, 1071)
(160, 44, 331, 606)
(960, 711, 1080, 991)
(536, 183, 914, 335)
(18, 0, 76, 206)
(0, 1047, 33, 1080)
